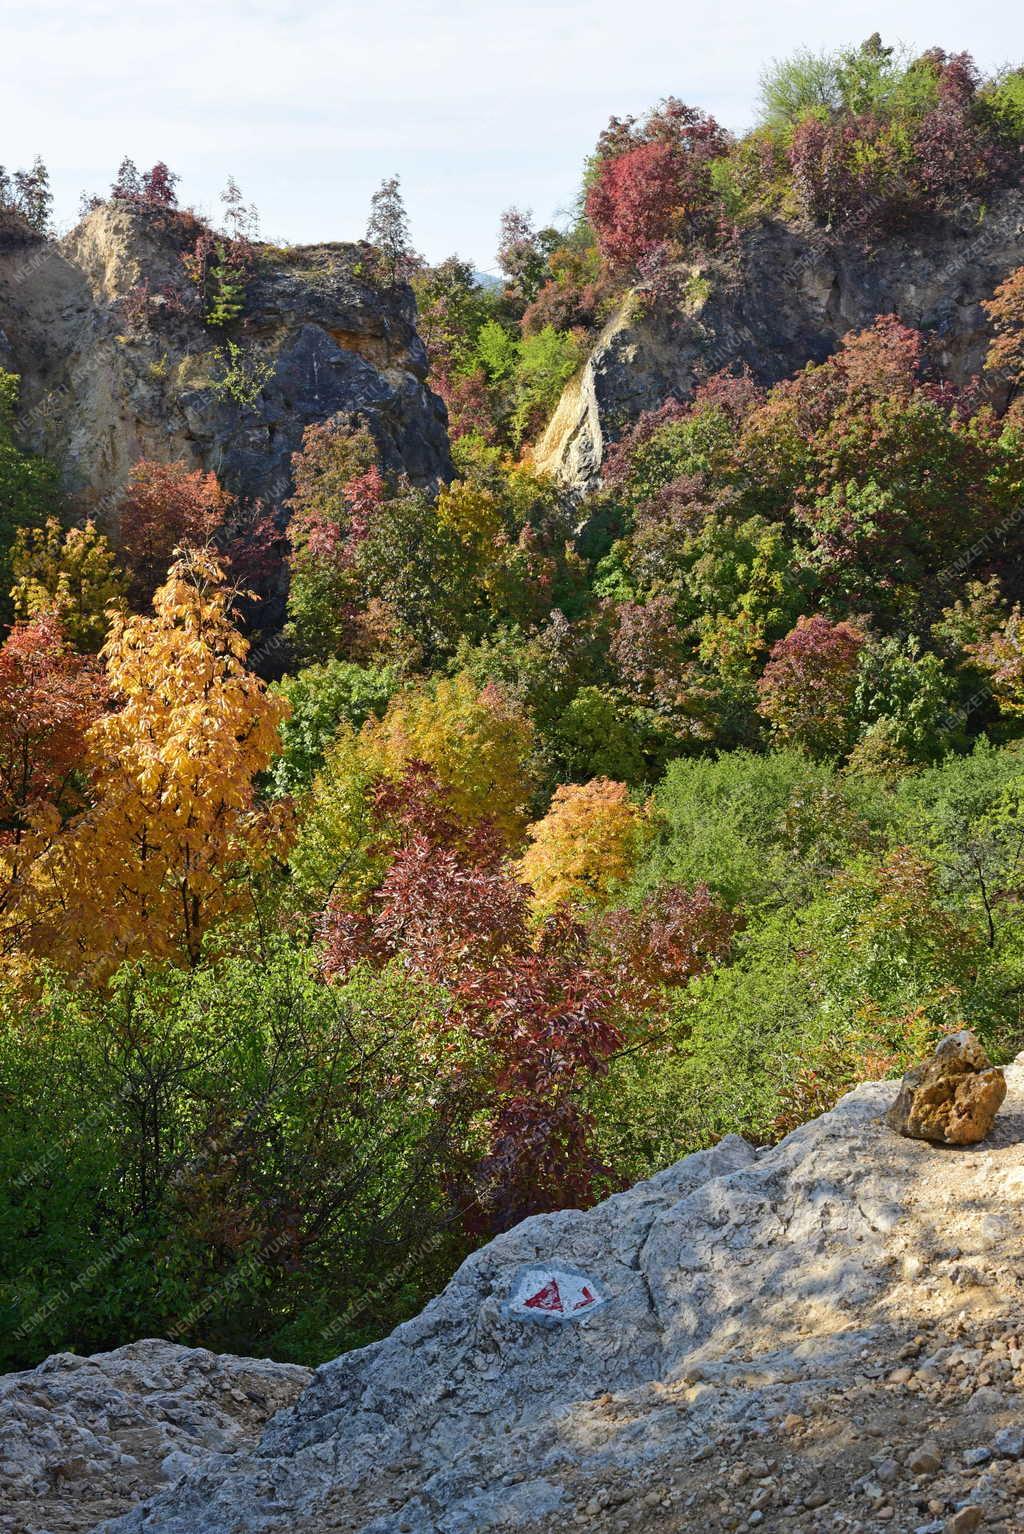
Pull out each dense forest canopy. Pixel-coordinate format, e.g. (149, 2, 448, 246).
(2, 34, 1024, 1371)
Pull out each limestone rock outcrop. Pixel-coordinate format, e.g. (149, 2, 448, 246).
(885, 1029, 1007, 1145)
(534, 190, 1024, 489)
(2, 1053, 1021, 1534)
(0, 1340, 310, 1534)
(0, 203, 451, 517)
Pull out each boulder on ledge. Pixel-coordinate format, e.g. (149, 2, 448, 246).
(885, 1030, 1007, 1145)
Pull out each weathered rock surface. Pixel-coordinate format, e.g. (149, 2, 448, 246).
(2, 1052, 1020, 1533)
(0, 1340, 310, 1534)
(887, 1030, 1008, 1145)
(0, 203, 451, 516)
(534, 190, 1024, 488)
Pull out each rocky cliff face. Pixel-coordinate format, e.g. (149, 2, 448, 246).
(535, 190, 1024, 489)
(0, 204, 451, 517)
(3, 1055, 1023, 1534)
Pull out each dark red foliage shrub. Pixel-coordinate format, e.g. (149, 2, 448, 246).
(911, 51, 1013, 205)
(594, 882, 740, 1009)
(321, 834, 529, 986)
(317, 757, 742, 1232)
(217, 506, 289, 625)
(119, 280, 193, 332)
(521, 280, 600, 337)
(110, 158, 180, 210)
(757, 614, 866, 757)
(610, 594, 690, 710)
(432, 367, 500, 443)
(689, 368, 764, 425)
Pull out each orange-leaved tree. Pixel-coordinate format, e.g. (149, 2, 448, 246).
(32, 547, 290, 974)
(518, 777, 649, 919)
(984, 264, 1024, 396)
(117, 459, 232, 603)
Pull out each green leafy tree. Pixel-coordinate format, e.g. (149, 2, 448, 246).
(365, 175, 420, 286)
(852, 636, 961, 762)
(268, 659, 397, 796)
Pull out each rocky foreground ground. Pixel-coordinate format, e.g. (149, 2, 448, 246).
(2, 1056, 1023, 1534)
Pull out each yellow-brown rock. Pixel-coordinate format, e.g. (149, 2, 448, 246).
(885, 1030, 1007, 1145)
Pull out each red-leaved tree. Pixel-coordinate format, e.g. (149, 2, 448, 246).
(0, 614, 107, 835)
(117, 459, 233, 603)
(586, 99, 730, 270)
(757, 614, 866, 758)
(0, 614, 108, 954)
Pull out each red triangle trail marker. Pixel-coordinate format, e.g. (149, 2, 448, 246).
(504, 1263, 608, 1325)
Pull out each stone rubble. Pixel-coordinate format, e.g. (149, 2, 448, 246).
(0, 1341, 309, 1534)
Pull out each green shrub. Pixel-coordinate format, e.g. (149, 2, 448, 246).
(632, 749, 845, 909)
(0, 948, 475, 1370)
(269, 659, 398, 796)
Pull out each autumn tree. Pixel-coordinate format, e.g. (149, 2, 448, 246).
(593, 882, 740, 1011)
(110, 159, 180, 209)
(367, 671, 536, 845)
(518, 778, 649, 919)
(984, 265, 1024, 397)
(586, 99, 730, 269)
(757, 615, 866, 758)
(0, 616, 107, 963)
(345, 480, 494, 666)
(33, 548, 289, 975)
(10, 517, 127, 651)
(117, 459, 232, 603)
(968, 605, 1024, 715)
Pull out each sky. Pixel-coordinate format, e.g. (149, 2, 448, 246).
(3, 0, 1023, 270)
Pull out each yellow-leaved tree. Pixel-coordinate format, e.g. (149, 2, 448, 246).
(365, 670, 536, 844)
(518, 777, 649, 920)
(10, 517, 127, 652)
(291, 671, 537, 908)
(31, 547, 290, 974)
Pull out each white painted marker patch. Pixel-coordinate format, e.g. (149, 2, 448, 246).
(504, 1262, 608, 1325)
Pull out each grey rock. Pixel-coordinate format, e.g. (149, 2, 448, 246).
(0, 1340, 309, 1534)
(0, 204, 451, 517)
(535, 189, 1024, 488)
(992, 1424, 1024, 1459)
